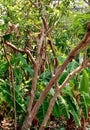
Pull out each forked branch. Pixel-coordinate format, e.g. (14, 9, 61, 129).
(39, 58, 90, 130)
(4, 41, 36, 65)
(21, 22, 90, 130)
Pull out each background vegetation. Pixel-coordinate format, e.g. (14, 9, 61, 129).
(0, 0, 90, 130)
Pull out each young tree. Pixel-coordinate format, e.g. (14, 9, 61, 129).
(0, 0, 90, 130)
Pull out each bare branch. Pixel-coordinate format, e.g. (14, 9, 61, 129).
(25, 48, 36, 65)
(4, 41, 26, 53)
(4, 41, 36, 65)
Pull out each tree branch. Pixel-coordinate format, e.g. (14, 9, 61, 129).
(4, 41, 36, 65)
(48, 39, 58, 68)
(84, 0, 90, 6)
(39, 58, 90, 130)
(22, 25, 90, 129)
(25, 48, 36, 66)
(26, 17, 47, 113)
(4, 41, 25, 53)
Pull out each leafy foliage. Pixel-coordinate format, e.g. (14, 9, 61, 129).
(53, 95, 69, 118)
(37, 98, 49, 124)
(80, 70, 89, 93)
(0, 0, 90, 129)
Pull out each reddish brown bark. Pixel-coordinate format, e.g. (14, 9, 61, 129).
(21, 24, 90, 130)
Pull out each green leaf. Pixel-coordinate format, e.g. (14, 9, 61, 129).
(37, 98, 49, 124)
(0, 81, 13, 107)
(59, 71, 68, 85)
(0, 61, 8, 77)
(69, 105, 81, 127)
(80, 70, 89, 93)
(64, 91, 81, 116)
(67, 61, 79, 73)
(18, 53, 34, 76)
(81, 92, 88, 118)
(53, 95, 69, 118)
(83, 93, 90, 107)
(40, 71, 51, 85)
(49, 88, 55, 96)
(3, 34, 11, 41)
(66, 95, 81, 127)
(0, 80, 26, 112)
